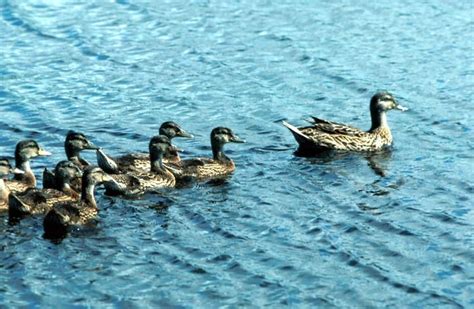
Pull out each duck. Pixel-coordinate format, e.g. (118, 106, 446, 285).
(43, 131, 98, 190)
(96, 121, 192, 174)
(168, 127, 245, 180)
(0, 158, 24, 212)
(101, 135, 178, 196)
(5, 140, 51, 193)
(282, 92, 407, 153)
(43, 166, 119, 237)
(8, 161, 82, 218)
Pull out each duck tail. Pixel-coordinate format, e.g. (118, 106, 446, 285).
(43, 168, 56, 189)
(282, 121, 313, 145)
(8, 193, 31, 218)
(43, 208, 69, 239)
(96, 148, 120, 174)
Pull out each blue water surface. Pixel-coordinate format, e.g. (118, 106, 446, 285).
(1, 0, 473, 307)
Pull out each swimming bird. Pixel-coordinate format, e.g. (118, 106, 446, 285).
(169, 127, 245, 180)
(0, 158, 24, 212)
(283, 92, 407, 153)
(43, 166, 119, 237)
(5, 140, 51, 192)
(100, 135, 179, 196)
(9, 161, 82, 218)
(43, 131, 98, 190)
(96, 121, 192, 174)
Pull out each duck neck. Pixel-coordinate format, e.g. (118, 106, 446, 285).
(150, 152, 167, 175)
(14, 157, 36, 187)
(55, 174, 72, 194)
(212, 141, 229, 162)
(81, 177, 97, 208)
(370, 108, 389, 131)
(66, 145, 82, 163)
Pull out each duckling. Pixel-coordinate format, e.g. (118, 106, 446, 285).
(102, 135, 178, 196)
(43, 166, 118, 237)
(169, 127, 245, 180)
(0, 158, 24, 212)
(43, 131, 98, 190)
(5, 140, 51, 193)
(96, 121, 192, 174)
(9, 161, 82, 218)
(283, 92, 407, 153)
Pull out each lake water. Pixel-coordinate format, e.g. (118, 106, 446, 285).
(1, 0, 473, 307)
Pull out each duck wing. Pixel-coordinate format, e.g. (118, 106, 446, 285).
(284, 120, 372, 152)
(308, 117, 365, 136)
(9, 188, 76, 217)
(173, 158, 234, 179)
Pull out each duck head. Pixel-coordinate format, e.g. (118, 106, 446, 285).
(65, 131, 98, 159)
(15, 140, 51, 169)
(370, 92, 407, 113)
(210, 127, 245, 161)
(369, 92, 407, 130)
(80, 166, 120, 205)
(82, 166, 116, 186)
(0, 158, 24, 178)
(54, 160, 82, 185)
(159, 121, 193, 139)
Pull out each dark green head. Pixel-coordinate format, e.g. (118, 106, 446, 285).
(15, 140, 51, 164)
(370, 92, 407, 113)
(65, 131, 98, 156)
(159, 121, 193, 139)
(54, 160, 82, 182)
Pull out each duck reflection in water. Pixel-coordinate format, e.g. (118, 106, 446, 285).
(295, 147, 393, 178)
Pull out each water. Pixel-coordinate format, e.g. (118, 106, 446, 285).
(1, 0, 473, 307)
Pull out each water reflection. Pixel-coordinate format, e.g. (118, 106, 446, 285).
(295, 148, 393, 177)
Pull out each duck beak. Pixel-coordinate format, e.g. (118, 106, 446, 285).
(394, 104, 408, 112)
(230, 134, 245, 143)
(10, 168, 25, 175)
(38, 148, 52, 156)
(177, 129, 193, 139)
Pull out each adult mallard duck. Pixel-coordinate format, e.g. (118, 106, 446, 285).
(169, 127, 245, 180)
(9, 161, 82, 218)
(101, 135, 178, 196)
(96, 121, 192, 174)
(43, 131, 98, 190)
(5, 140, 51, 193)
(283, 92, 407, 153)
(0, 158, 24, 212)
(43, 166, 118, 237)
